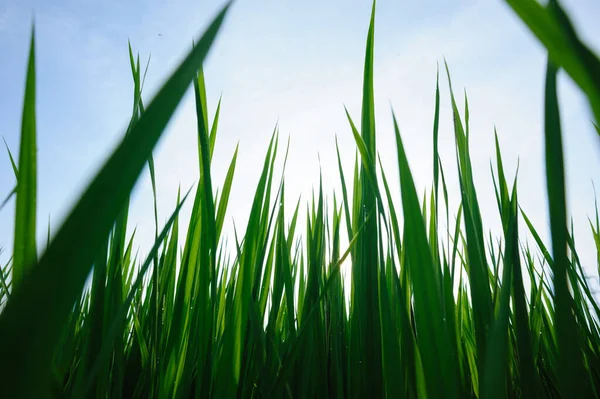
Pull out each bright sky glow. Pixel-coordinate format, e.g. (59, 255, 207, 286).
(1, 0, 600, 284)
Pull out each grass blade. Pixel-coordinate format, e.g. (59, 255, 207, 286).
(12, 28, 37, 291)
(392, 111, 459, 399)
(543, 56, 592, 397)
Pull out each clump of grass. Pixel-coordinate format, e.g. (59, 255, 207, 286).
(1, 1, 600, 397)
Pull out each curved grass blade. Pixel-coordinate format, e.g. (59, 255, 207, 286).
(506, 0, 600, 127)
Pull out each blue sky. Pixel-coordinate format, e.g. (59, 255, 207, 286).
(1, 0, 600, 282)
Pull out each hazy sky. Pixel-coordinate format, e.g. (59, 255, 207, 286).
(1, 0, 600, 282)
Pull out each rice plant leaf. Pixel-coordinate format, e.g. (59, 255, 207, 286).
(543, 56, 592, 397)
(0, 5, 231, 396)
(335, 137, 354, 257)
(481, 187, 517, 399)
(216, 144, 239, 240)
(193, 70, 218, 355)
(3, 137, 19, 180)
(506, 0, 600, 126)
(84, 188, 191, 393)
(445, 63, 493, 381)
(12, 28, 37, 291)
(209, 95, 222, 161)
(392, 110, 459, 399)
(0, 186, 17, 212)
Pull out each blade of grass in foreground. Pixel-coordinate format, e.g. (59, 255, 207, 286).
(506, 0, 600, 127)
(481, 186, 516, 399)
(0, 4, 231, 397)
(543, 57, 592, 397)
(12, 28, 37, 291)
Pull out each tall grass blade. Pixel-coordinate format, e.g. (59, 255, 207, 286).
(543, 56, 592, 397)
(12, 28, 37, 291)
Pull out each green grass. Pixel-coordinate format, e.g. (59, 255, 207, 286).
(1, 0, 600, 397)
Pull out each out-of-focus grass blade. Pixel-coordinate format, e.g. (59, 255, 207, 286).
(0, 256, 12, 301)
(506, 0, 600, 126)
(12, 29, 37, 291)
(543, 57, 592, 397)
(0, 5, 231, 397)
(335, 138, 354, 260)
(0, 186, 17, 212)
(432, 64, 441, 216)
(378, 258, 402, 398)
(214, 131, 277, 397)
(379, 159, 402, 262)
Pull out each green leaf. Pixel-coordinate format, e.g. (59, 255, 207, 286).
(84, 189, 191, 393)
(392, 110, 459, 399)
(506, 0, 600, 127)
(3, 137, 19, 180)
(542, 56, 592, 397)
(216, 144, 238, 241)
(12, 28, 37, 291)
(481, 187, 517, 399)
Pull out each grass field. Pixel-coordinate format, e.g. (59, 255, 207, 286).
(1, 1, 600, 397)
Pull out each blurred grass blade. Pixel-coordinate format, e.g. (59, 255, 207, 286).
(12, 28, 37, 291)
(0, 186, 17, 212)
(543, 56, 591, 397)
(0, 5, 231, 397)
(506, 0, 600, 127)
